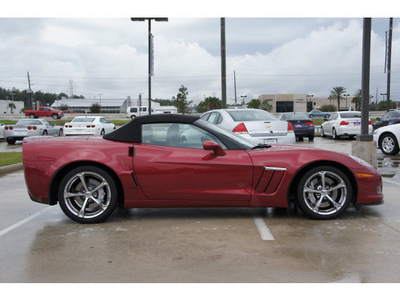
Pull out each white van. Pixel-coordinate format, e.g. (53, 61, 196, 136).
(126, 106, 155, 119)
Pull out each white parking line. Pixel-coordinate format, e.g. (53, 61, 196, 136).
(253, 217, 275, 240)
(0, 207, 50, 238)
(383, 177, 400, 186)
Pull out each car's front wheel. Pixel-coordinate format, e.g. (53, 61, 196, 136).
(58, 166, 119, 223)
(380, 133, 400, 155)
(320, 127, 326, 137)
(296, 166, 353, 220)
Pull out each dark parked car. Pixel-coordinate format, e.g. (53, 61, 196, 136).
(277, 112, 315, 141)
(372, 110, 400, 130)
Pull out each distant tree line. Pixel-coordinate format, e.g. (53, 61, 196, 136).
(0, 86, 84, 109)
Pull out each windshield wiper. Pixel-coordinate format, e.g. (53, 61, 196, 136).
(251, 144, 272, 150)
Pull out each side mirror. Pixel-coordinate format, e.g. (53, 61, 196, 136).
(203, 140, 226, 156)
(376, 117, 381, 121)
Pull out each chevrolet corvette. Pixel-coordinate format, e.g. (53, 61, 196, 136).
(23, 114, 383, 224)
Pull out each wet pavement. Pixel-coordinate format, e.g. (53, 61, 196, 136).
(0, 137, 399, 283)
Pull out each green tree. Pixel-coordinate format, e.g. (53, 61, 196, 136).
(352, 89, 362, 111)
(59, 104, 69, 111)
(197, 97, 222, 113)
(246, 99, 261, 109)
(90, 103, 101, 113)
(173, 85, 192, 114)
(329, 86, 346, 110)
(260, 101, 273, 112)
(377, 100, 397, 111)
(320, 104, 337, 112)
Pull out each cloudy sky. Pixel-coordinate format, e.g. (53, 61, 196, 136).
(1, 1, 399, 105)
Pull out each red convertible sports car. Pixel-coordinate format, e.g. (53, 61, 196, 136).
(23, 114, 383, 224)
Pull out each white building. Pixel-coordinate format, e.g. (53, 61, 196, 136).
(0, 99, 24, 115)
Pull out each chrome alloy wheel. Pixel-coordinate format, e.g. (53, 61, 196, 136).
(63, 171, 112, 220)
(302, 170, 348, 217)
(382, 135, 395, 154)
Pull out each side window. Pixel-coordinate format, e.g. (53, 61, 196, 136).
(200, 113, 210, 121)
(141, 123, 226, 149)
(207, 112, 223, 124)
(100, 118, 107, 123)
(131, 107, 138, 113)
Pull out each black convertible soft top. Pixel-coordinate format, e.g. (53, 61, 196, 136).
(103, 114, 200, 143)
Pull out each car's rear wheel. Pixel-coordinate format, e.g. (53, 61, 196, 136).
(332, 128, 339, 140)
(52, 114, 58, 120)
(380, 133, 400, 155)
(100, 129, 105, 135)
(6, 138, 16, 145)
(320, 127, 326, 137)
(296, 166, 353, 220)
(58, 129, 63, 136)
(58, 166, 119, 223)
(42, 130, 48, 136)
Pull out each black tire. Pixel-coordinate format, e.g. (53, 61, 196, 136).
(58, 129, 63, 136)
(308, 136, 314, 141)
(6, 138, 16, 145)
(52, 114, 58, 120)
(332, 128, 339, 140)
(100, 129, 105, 136)
(131, 115, 136, 120)
(29, 113, 35, 119)
(380, 133, 400, 155)
(296, 166, 353, 220)
(58, 166, 119, 223)
(324, 114, 330, 120)
(320, 127, 326, 138)
(42, 130, 48, 136)
(309, 114, 314, 118)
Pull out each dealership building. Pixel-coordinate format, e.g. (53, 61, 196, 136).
(258, 93, 355, 114)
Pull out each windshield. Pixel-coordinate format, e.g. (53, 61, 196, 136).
(227, 109, 277, 121)
(194, 119, 256, 149)
(72, 117, 95, 123)
(340, 112, 361, 119)
(282, 113, 309, 120)
(16, 119, 42, 125)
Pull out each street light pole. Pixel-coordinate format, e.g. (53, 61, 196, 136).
(131, 18, 168, 115)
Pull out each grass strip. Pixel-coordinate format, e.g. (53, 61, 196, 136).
(0, 152, 23, 167)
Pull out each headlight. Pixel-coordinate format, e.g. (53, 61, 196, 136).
(373, 129, 379, 135)
(348, 155, 373, 168)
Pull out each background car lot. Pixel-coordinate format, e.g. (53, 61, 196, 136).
(0, 136, 399, 283)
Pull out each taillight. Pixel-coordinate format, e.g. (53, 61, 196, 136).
(232, 123, 248, 133)
(33, 126, 37, 130)
(5, 126, 13, 130)
(287, 122, 294, 132)
(306, 121, 314, 127)
(28, 126, 32, 130)
(87, 125, 95, 128)
(340, 121, 349, 126)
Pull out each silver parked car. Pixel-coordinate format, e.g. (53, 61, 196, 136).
(200, 109, 296, 144)
(3, 119, 63, 144)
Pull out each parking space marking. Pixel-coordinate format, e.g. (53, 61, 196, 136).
(253, 217, 275, 240)
(0, 207, 50, 238)
(383, 177, 400, 186)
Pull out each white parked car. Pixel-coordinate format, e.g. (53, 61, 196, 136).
(200, 109, 295, 144)
(3, 119, 63, 145)
(64, 116, 116, 136)
(373, 123, 400, 155)
(321, 111, 372, 140)
(0, 123, 4, 139)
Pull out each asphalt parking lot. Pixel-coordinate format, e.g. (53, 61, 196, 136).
(0, 137, 399, 283)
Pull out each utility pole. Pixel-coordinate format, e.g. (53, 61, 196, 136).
(234, 70, 237, 106)
(385, 18, 393, 112)
(220, 18, 227, 109)
(27, 71, 32, 109)
(131, 18, 168, 115)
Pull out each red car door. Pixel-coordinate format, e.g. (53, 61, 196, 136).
(133, 144, 253, 202)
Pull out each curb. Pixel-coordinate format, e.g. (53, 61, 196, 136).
(0, 163, 23, 176)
